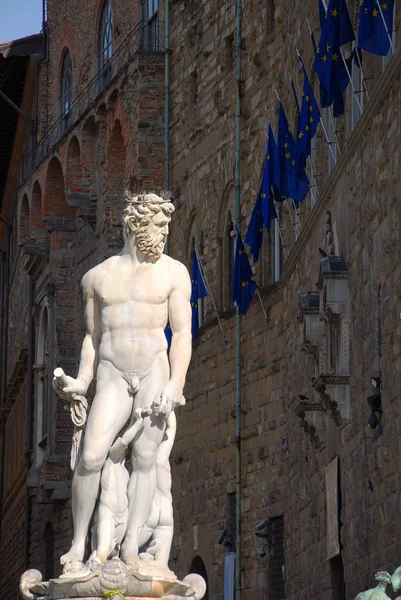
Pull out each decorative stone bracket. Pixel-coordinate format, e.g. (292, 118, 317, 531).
(312, 374, 350, 426)
(294, 398, 326, 448)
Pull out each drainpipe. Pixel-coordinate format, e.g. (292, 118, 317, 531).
(164, 0, 169, 193)
(235, 1, 242, 599)
(0, 222, 12, 549)
(164, 0, 170, 256)
(24, 275, 34, 567)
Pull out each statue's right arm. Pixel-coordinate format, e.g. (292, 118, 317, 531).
(75, 270, 101, 392)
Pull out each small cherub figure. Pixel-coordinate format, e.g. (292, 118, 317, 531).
(355, 571, 392, 600)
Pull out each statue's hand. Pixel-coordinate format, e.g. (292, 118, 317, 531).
(153, 379, 183, 416)
(52, 375, 88, 400)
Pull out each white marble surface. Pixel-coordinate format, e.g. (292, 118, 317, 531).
(53, 192, 192, 575)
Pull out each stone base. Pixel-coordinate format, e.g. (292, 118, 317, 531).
(20, 559, 206, 600)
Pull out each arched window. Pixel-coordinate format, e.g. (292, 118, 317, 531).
(97, 1, 113, 84)
(60, 50, 73, 133)
(189, 556, 209, 600)
(37, 308, 49, 449)
(140, 0, 159, 50)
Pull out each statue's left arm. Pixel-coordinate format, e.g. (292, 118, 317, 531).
(154, 261, 192, 416)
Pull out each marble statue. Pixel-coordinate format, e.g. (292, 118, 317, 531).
(20, 192, 206, 600)
(354, 571, 392, 600)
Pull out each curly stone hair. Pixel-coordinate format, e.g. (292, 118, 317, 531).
(122, 190, 175, 239)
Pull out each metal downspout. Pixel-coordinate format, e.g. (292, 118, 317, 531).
(235, 0, 242, 599)
(164, 0, 169, 192)
(0, 224, 12, 549)
(164, 0, 170, 256)
(25, 276, 34, 567)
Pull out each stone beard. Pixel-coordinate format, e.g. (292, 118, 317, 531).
(136, 224, 167, 259)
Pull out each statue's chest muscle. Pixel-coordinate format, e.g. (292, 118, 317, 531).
(98, 267, 168, 306)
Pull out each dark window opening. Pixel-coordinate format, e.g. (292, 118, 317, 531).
(189, 556, 209, 600)
(59, 50, 73, 134)
(140, 0, 160, 51)
(97, 1, 113, 87)
(224, 34, 234, 71)
(267, 0, 275, 35)
(270, 515, 285, 600)
(226, 491, 236, 551)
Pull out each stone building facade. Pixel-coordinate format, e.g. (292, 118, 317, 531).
(0, 1, 401, 599)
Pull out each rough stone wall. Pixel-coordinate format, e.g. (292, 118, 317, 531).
(167, 1, 401, 600)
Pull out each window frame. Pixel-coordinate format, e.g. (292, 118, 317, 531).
(59, 50, 73, 133)
(97, 1, 113, 83)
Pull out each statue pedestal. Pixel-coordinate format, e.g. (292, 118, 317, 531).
(20, 559, 206, 600)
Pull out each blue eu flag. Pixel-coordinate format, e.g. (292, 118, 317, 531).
(191, 250, 208, 339)
(245, 195, 264, 263)
(232, 226, 257, 315)
(314, 0, 355, 108)
(358, 0, 394, 56)
(245, 125, 279, 262)
(277, 103, 309, 203)
(297, 65, 321, 173)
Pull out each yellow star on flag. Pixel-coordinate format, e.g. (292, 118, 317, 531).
(331, 8, 338, 16)
(285, 152, 291, 159)
(305, 125, 310, 131)
(291, 160, 295, 165)
(326, 44, 331, 52)
(322, 54, 327, 62)
(381, 2, 387, 7)
(309, 117, 314, 123)
(267, 154, 271, 160)
(372, 8, 378, 15)
(332, 53, 338, 61)
(299, 131, 304, 138)
(283, 142, 289, 148)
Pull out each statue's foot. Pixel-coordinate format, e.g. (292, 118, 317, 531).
(60, 543, 85, 566)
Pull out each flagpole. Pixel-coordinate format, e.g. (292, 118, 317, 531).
(353, 42, 370, 101)
(375, 0, 395, 53)
(195, 250, 227, 343)
(272, 197, 288, 260)
(256, 289, 270, 323)
(235, 0, 242, 597)
(340, 48, 363, 114)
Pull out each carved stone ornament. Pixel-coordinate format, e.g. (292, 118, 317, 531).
(312, 375, 350, 426)
(294, 399, 326, 449)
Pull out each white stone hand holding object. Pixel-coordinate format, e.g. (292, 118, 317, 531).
(53, 366, 88, 400)
(153, 378, 185, 416)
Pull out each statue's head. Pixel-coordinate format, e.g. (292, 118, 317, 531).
(122, 191, 175, 259)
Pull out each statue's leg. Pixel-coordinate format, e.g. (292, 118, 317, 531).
(121, 361, 168, 566)
(145, 411, 176, 567)
(61, 364, 133, 566)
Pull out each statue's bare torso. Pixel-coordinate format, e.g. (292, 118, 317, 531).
(92, 252, 175, 374)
